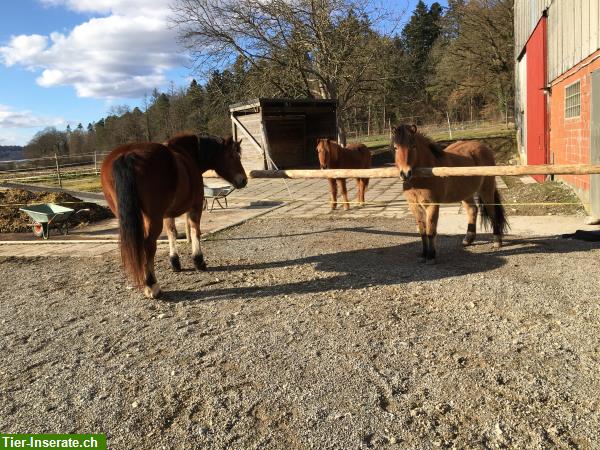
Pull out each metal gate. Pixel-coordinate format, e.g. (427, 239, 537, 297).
(591, 70, 600, 217)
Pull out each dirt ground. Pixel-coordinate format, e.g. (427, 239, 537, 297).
(1, 217, 600, 449)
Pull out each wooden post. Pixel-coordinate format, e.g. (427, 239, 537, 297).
(446, 112, 453, 139)
(94, 150, 98, 175)
(249, 164, 600, 180)
(260, 120, 276, 169)
(54, 152, 63, 188)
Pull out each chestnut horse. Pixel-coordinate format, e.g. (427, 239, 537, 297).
(316, 138, 371, 209)
(392, 124, 508, 264)
(101, 135, 247, 298)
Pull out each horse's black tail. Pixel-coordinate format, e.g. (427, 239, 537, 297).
(112, 153, 145, 287)
(479, 188, 509, 235)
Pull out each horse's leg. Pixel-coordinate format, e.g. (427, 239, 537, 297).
(461, 198, 478, 246)
(356, 179, 365, 206)
(339, 178, 350, 210)
(188, 207, 208, 271)
(164, 217, 181, 272)
(143, 217, 163, 299)
(185, 212, 191, 243)
(408, 202, 428, 262)
(328, 178, 338, 210)
(425, 205, 440, 264)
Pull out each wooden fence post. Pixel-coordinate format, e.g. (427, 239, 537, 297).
(54, 152, 63, 188)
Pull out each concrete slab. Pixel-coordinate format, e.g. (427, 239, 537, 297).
(436, 208, 598, 237)
(519, 176, 538, 184)
(496, 176, 508, 189)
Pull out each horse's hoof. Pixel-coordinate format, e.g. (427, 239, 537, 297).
(425, 258, 437, 265)
(143, 283, 162, 299)
(493, 241, 502, 249)
(462, 232, 476, 246)
(193, 254, 208, 271)
(170, 255, 182, 272)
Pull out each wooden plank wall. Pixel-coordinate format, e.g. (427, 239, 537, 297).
(235, 113, 267, 170)
(264, 116, 305, 168)
(263, 105, 337, 168)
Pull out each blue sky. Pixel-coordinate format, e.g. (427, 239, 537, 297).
(0, 0, 445, 147)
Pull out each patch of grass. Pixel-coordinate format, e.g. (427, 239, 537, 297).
(24, 173, 103, 192)
(501, 176, 585, 216)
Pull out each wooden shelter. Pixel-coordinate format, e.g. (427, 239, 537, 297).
(229, 98, 337, 170)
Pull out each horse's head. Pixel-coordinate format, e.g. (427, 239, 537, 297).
(316, 138, 331, 169)
(392, 124, 418, 181)
(213, 136, 247, 189)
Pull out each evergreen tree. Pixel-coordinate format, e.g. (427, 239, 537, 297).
(389, 1, 443, 120)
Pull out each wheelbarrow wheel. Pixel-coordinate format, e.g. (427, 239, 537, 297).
(33, 222, 44, 237)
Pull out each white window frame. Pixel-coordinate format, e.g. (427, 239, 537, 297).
(565, 80, 581, 119)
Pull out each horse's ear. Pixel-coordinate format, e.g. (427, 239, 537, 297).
(410, 124, 418, 134)
(236, 139, 242, 146)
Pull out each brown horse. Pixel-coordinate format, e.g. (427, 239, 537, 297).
(101, 135, 247, 298)
(392, 124, 508, 264)
(316, 138, 371, 209)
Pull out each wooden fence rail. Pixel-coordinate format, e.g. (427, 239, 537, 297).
(249, 164, 600, 179)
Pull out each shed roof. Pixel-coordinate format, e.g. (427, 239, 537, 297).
(229, 98, 337, 113)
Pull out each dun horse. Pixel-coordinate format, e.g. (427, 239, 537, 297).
(316, 138, 371, 209)
(101, 135, 247, 298)
(392, 124, 508, 264)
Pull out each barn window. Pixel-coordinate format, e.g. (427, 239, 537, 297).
(565, 81, 581, 118)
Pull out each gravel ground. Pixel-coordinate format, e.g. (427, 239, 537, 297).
(1, 217, 600, 449)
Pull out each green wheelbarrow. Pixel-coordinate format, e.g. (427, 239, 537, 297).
(19, 203, 89, 239)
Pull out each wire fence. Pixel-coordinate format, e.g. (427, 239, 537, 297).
(346, 118, 515, 142)
(0, 119, 515, 188)
(0, 151, 110, 186)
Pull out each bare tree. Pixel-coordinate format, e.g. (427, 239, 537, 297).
(171, 0, 396, 143)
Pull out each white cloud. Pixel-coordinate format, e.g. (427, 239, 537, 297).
(40, 0, 169, 15)
(0, 104, 66, 129)
(0, 0, 186, 99)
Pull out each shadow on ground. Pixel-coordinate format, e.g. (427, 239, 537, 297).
(161, 224, 598, 302)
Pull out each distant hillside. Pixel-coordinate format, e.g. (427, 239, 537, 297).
(0, 145, 23, 161)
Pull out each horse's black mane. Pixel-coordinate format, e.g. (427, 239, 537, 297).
(392, 124, 444, 158)
(196, 135, 240, 167)
(198, 135, 223, 156)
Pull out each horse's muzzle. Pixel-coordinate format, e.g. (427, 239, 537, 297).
(400, 169, 413, 181)
(234, 176, 248, 189)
